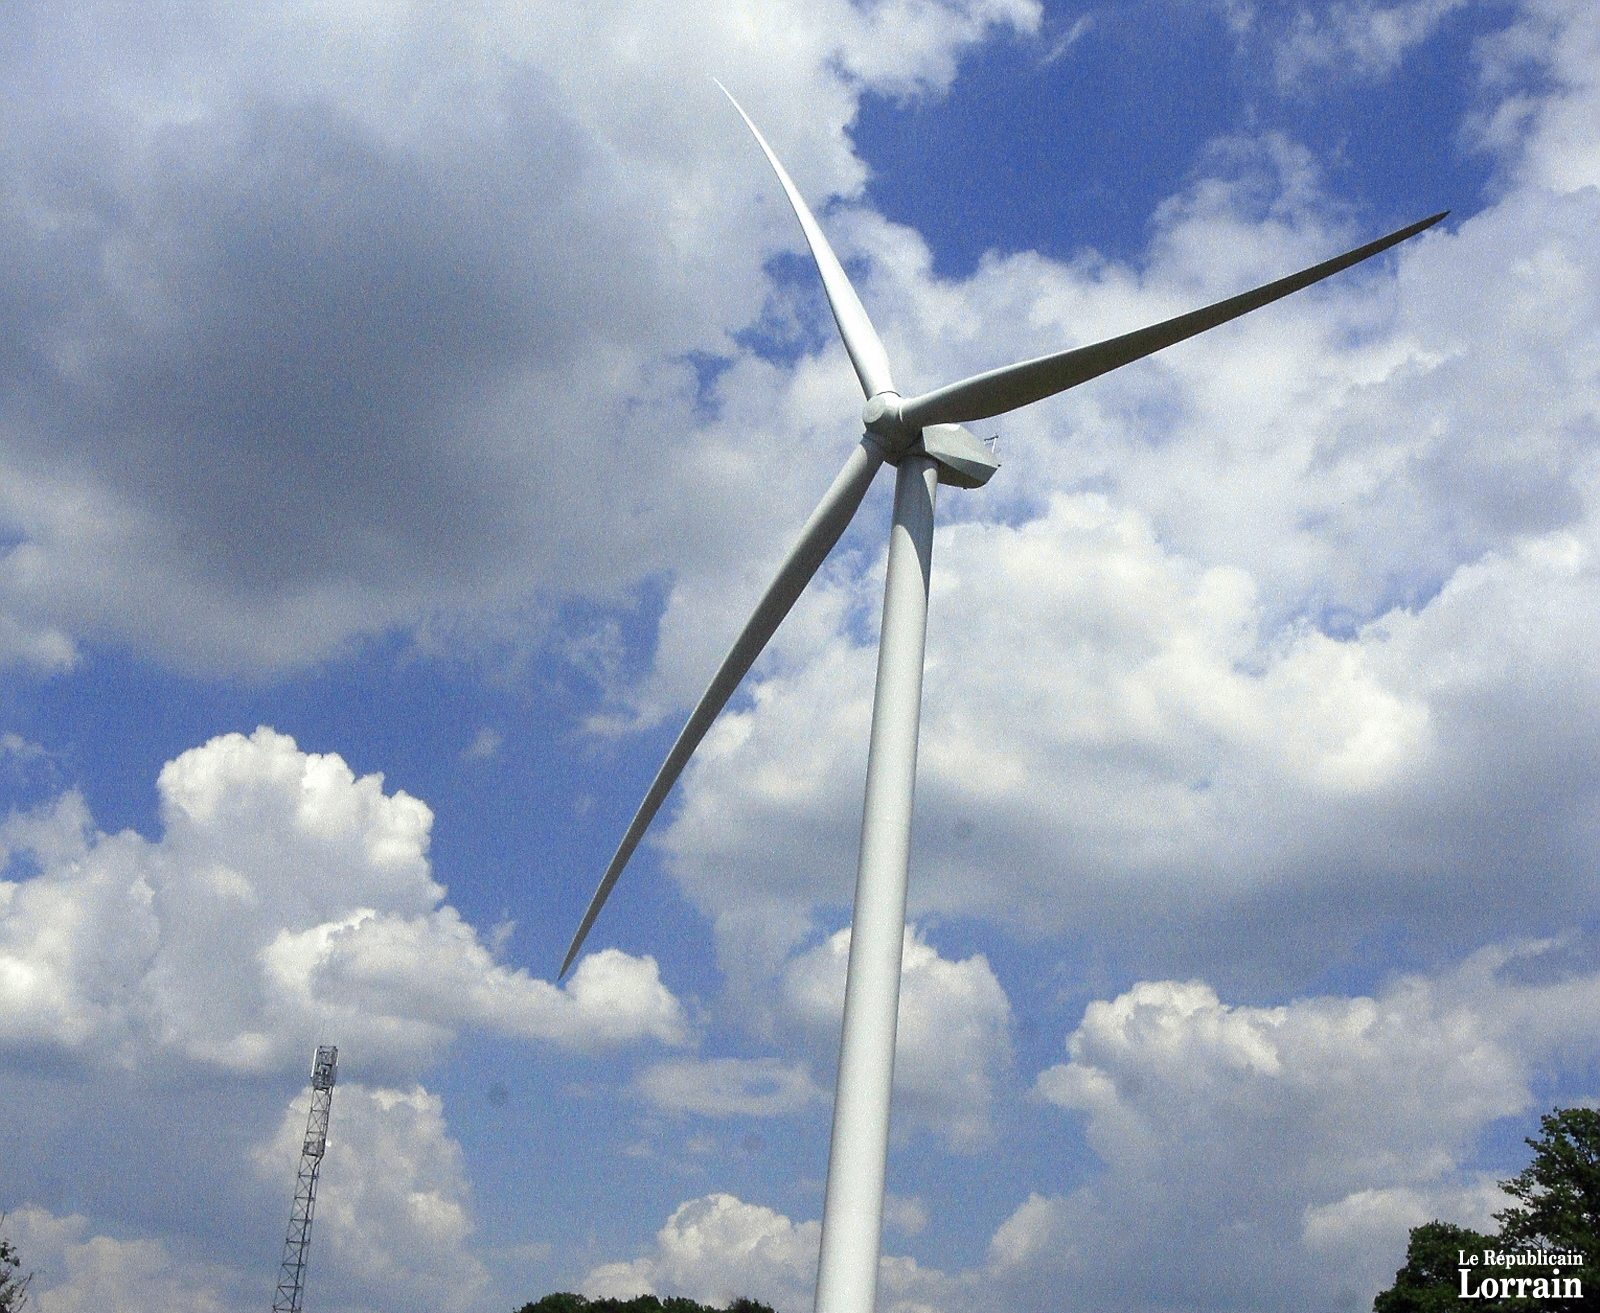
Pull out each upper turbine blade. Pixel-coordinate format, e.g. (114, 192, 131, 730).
(899, 211, 1449, 429)
(559, 439, 886, 978)
(717, 81, 897, 401)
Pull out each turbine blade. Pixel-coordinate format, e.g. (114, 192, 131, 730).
(559, 439, 886, 978)
(717, 81, 897, 400)
(900, 211, 1448, 429)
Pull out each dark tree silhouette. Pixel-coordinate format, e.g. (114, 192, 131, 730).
(515, 1295, 778, 1313)
(1373, 1108, 1600, 1311)
(0, 1221, 31, 1313)
(1497, 1108, 1600, 1264)
(1372, 1221, 1499, 1312)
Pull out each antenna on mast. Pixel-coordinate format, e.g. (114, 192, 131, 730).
(271, 1045, 338, 1313)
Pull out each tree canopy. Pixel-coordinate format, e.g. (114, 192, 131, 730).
(0, 1223, 31, 1313)
(1373, 1108, 1599, 1311)
(1373, 1221, 1500, 1313)
(515, 1294, 777, 1313)
(1497, 1108, 1600, 1264)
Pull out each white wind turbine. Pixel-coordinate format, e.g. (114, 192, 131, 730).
(561, 84, 1444, 1313)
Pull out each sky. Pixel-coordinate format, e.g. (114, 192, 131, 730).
(1, 0, 1598, 1310)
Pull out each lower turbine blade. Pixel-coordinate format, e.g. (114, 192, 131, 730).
(559, 439, 885, 978)
(900, 211, 1448, 429)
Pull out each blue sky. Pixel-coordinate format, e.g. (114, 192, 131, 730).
(3, 1, 1600, 1310)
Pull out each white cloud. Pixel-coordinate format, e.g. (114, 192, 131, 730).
(0, 1083, 506, 1313)
(265, 920, 689, 1055)
(462, 727, 501, 761)
(1298, 1178, 1507, 1258)
(253, 1081, 490, 1313)
(0, 727, 686, 1073)
(882, 1193, 929, 1237)
(635, 1057, 823, 1118)
(664, 482, 1447, 959)
(780, 929, 1011, 1152)
(0, 727, 693, 1313)
(593, 947, 1600, 1313)
(1, 1081, 492, 1313)
(1012, 945, 1600, 1310)
(1472, 0, 1600, 192)
(1, 1072, 514, 1313)
(583, 1193, 821, 1313)
(0, 791, 160, 1056)
(583, 1193, 965, 1313)
(1267, 0, 1470, 85)
(3, 1206, 238, 1313)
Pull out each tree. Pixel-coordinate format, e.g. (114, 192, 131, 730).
(1497, 1108, 1600, 1263)
(1373, 1108, 1600, 1311)
(0, 1222, 31, 1313)
(515, 1295, 777, 1313)
(1373, 1221, 1500, 1312)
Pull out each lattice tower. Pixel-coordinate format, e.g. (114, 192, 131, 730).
(271, 1045, 338, 1313)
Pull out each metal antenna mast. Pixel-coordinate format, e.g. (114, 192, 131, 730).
(271, 1045, 338, 1313)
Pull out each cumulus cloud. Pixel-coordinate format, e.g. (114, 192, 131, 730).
(2, 1078, 493, 1313)
(0, 726, 686, 1073)
(3, 1206, 239, 1313)
(780, 929, 1012, 1152)
(1013, 945, 1600, 1310)
(627, 929, 1010, 1148)
(0, 724, 690, 1313)
(578, 1192, 973, 1313)
(253, 1081, 490, 1313)
(0, 727, 690, 1313)
(598, 943, 1600, 1313)
(584, 1193, 821, 1313)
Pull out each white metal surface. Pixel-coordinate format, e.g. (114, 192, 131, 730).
(896, 209, 1446, 429)
(558, 84, 1446, 1313)
(813, 455, 938, 1313)
(714, 81, 897, 402)
(561, 439, 885, 978)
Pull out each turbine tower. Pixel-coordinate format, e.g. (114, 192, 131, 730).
(561, 85, 1445, 1313)
(271, 1044, 338, 1313)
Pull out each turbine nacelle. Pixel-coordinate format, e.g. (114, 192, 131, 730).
(912, 423, 999, 489)
(862, 392, 999, 489)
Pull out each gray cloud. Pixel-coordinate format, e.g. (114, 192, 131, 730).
(0, 0, 1039, 673)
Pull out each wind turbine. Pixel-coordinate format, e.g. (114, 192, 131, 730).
(561, 83, 1444, 1313)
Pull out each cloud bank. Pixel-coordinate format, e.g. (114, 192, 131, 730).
(0, 728, 686, 1312)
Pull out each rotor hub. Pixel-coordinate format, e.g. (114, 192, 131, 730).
(861, 391, 913, 453)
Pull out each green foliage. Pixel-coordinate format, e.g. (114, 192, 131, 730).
(515, 1295, 777, 1313)
(0, 1222, 32, 1313)
(1497, 1108, 1600, 1262)
(1372, 1221, 1498, 1312)
(1373, 1108, 1600, 1311)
